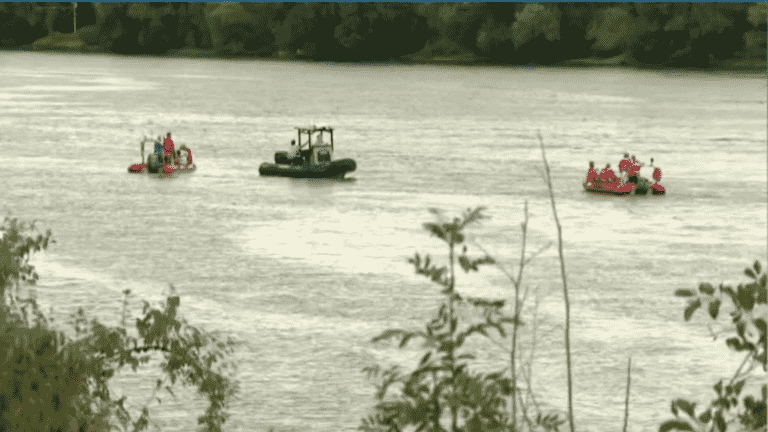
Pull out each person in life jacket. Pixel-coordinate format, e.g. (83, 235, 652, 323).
(179, 145, 193, 166)
(145, 136, 163, 169)
(185, 146, 193, 166)
(649, 158, 665, 194)
(586, 161, 598, 187)
(163, 132, 175, 164)
(627, 155, 643, 184)
(598, 163, 618, 183)
(618, 153, 630, 183)
(650, 158, 662, 182)
(154, 136, 163, 157)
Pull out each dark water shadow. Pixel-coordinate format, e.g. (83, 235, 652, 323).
(288, 177, 357, 185)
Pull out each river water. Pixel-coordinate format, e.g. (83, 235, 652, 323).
(1, 51, 766, 432)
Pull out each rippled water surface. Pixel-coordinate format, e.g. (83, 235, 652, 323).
(1, 52, 766, 432)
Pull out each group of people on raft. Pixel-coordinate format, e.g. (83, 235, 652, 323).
(143, 132, 193, 167)
(586, 153, 663, 192)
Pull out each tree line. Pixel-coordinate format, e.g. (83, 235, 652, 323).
(1, 2, 766, 68)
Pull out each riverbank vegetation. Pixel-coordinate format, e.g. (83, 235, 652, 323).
(0, 217, 239, 432)
(1, 2, 766, 69)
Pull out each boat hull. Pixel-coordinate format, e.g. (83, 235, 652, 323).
(162, 163, 196, 175)
(127, 162, 196, 175)
(259, 159, 356, 179)
(583, 181, 633, 195)
(584, 178, 665, 196)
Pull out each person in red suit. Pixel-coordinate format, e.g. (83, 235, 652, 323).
(163, 132, 175, 164)
(650, 158, 665, 194)
(618, 153, 631, 183)
(650, 158, 662, 182)
(627, 155, 643, 184)
(586, 161, 598, 187)
(598, 163, 618, 183)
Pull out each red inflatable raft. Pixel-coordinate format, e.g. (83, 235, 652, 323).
(583, 178, 665, 196)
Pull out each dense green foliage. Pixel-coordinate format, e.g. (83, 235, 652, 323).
(1, 2, 765, 67)
(0, 216, 239, 432)
(661, 262, 767, 432)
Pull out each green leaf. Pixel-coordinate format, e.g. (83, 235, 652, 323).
(698, 409, 712, 424)
(673, 399, 696, 418)
(725, 337, 744, 351)
(714, 380, 723, 396)
(754, 260, 762, 275)
(699, 283, 715, 295)
(713, 410, 726, 432)
(675, 289, 696, 297)
(754, 318, 766, 338)
(708, 299, 721, 319)
(738, 285, 756, 311)
(418, 352, 432, 367)
(423, 222, 447, 242)
(372, 329, 407, 344)
(659, 420, 695, 432)
(399, 333, 414, 348)
(733, 379, 746, 396)
(684, 298, 701, 321)
(458, 255, 471, 272)
(746, 267, 757, 280)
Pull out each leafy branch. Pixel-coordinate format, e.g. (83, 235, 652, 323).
(661, 261, 767, 432)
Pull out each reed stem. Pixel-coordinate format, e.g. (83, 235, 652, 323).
(623, 356, 632, 432)
(538, 131, 575, 432)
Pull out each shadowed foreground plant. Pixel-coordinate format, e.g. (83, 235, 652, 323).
(660, 261, 767, 432)
(0, 216, 239, 432)
(360, 207, 514, 432)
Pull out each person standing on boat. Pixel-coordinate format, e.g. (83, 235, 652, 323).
(586, 161, 598, 187)
(163, 132, 175, 164)
(598, 163, 618, 183)
(181, 145, 193, 166)
(650, 158, 662, 182)
(627, 155, 643, 185)
(651, 159, 665, 194)
(618, 153, 631, 183)
(154, 136, 163, 157)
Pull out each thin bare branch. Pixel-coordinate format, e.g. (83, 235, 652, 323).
(538, 130, 575, 432)
(471, 241, 517, 284)
(523, 241, 555, 267)
(727, 352, 755, 388)
(623, 356, 632, 432)
(510, 200, 529, 431)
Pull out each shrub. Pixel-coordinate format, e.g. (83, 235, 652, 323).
(661, 261, 767, 432)
(0, 216, 239, 432)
